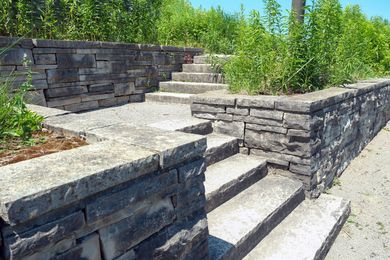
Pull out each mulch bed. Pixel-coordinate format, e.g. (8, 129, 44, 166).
(0, 130, 87, 167)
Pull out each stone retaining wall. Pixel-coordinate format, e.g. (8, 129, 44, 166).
(0, 106, 208, 259)
(191, 79, 390, 196)
(0, 37, 202, 112)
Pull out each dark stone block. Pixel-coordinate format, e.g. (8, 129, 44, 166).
(0, 49, 33, 65)
(34, 54, 57, 65)
(47, 69, 79, 84)
(45, 86, 87, 98)
(57, 54, 96, 69)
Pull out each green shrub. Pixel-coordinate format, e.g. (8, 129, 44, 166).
(222, 0, 390, 95)
(0, 46, 43, 141)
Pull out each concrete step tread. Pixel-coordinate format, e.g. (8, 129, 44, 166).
(205, 154, 266, 199)
(172, 72, 225, 84)
(206, 133, 238, 154)
(147, 117, 212, 135)
(204, 133, 239, 172)
(145, 92, 194, 104)
(159, 81, 228, 94)
(182, 63, 215, 73)
(244, 194, 351, 260)
(208, 174, 304, 259)
(160, 81, 227, 87)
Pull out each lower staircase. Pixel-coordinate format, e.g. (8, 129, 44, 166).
(147, 54, 351, 259)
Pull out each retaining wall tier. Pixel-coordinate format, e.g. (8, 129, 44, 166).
(0, 105, 209, 259)
(0, 37, 203, 112)
(191, 79, 390, 196)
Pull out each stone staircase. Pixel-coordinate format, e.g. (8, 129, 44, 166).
(146, 55, 229, 104)
(150, 116, 351, 260)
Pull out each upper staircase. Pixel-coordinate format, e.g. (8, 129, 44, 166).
(146, 55, 229, 104)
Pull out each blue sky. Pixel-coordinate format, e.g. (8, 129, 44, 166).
(189, 0, 390, 20)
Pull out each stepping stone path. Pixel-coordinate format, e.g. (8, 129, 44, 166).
(147, 55, 351, 259)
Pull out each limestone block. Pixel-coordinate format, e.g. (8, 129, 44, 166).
(250, 108, 284, 121)
(47, 96, 82, 107)
(213, 120, 245, 139)
(56, 233, 101, 260)
(226, 107, 249, 116)
(129, 94, 145, 102)
(47, 69, 79, 84)
(191, 103, 226, 113)
(81, 93, 115, 102)
(99, 197, 175, 259)
(25, 90, 47, 107)
(283, 113, 312, 130)
(0, 49, 33, 65)
(3, 211, 85, 259)
(0, 141, 159, 224)
(85, 170, 178, 224)
(22, 237, 75, 260)
(114, 82, 136, 96)
(246, 123, 287, 134)
(34, 54, 56, 65)
(45, 86, 87, 98)
(216, 113, 233, 121)
(56, 54, 96, 68)
(237, 95, 282, 109)
(178, 159, 206, 183)
(87, 124, 207, 169)
(88, 83, 114, 93)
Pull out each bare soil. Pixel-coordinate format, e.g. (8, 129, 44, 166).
(0, 130, 87, 166)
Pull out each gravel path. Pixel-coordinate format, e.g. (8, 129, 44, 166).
(326, 122, 390, 260)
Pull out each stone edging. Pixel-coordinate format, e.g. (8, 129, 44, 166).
(191, 78, 390, 195)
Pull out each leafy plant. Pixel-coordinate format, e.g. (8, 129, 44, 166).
(0, 46, 43, 141)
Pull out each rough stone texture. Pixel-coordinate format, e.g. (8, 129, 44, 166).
(204, 154, 267, 213)
(244, 195, 351, 260)
(204, 133, 239, 166)
(0, 36, 202, 112)
(0, 141, 159, 225)
(0, 107, 209, 259)
(192, 81, 390, 195)
(208, 175, 304, 260)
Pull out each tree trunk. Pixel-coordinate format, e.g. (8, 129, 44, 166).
(292, 0, 306, 23)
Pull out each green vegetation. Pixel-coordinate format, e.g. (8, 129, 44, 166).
(0, 46, 43, 142)
(1, 0, 390, 94)
(223, 0, 390, 94)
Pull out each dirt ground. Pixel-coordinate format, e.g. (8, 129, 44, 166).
(326, 122, 390, 260)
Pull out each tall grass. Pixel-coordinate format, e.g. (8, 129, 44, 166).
(1, 0, 390, 94)
(222, 0, 390, 95)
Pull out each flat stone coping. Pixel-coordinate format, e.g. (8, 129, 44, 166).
(87, 124, 207, 169)
(192, 78, 390, 113)
(0, 141, 159, 225)
(0, 36, 203, 53)
(27, 104, 71, 118)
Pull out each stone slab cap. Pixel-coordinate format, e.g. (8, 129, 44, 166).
(27, 104, 71, 119)
(343, 78, 390, 95)
(275, 87, 357, 113)
(147, 118, 210, 132)
(0, 141, 159, 225)
(237, 95, 285, 109)
(87, 124, 207, 169)
(191, 90, 237, 106)
(43, 113, 123, 137)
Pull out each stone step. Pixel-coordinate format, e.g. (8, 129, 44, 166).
(244, 194, 351, 260)
(194, 55, 232, 64)
(207, 175, 304, 260)
(147, 117, 213, 135)
(204, 154, 267, 213)
(145, 92, 194, 104)
(205, 133, 239, 166)
(159, 81, 228, 94)
(172, 72, 225, 84)
(182, 64, 216, 73)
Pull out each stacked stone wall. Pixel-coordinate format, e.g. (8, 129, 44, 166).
(0, 106, 209, 259)
(0, 37, 202, 112)
(192, 79, 390, 195)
